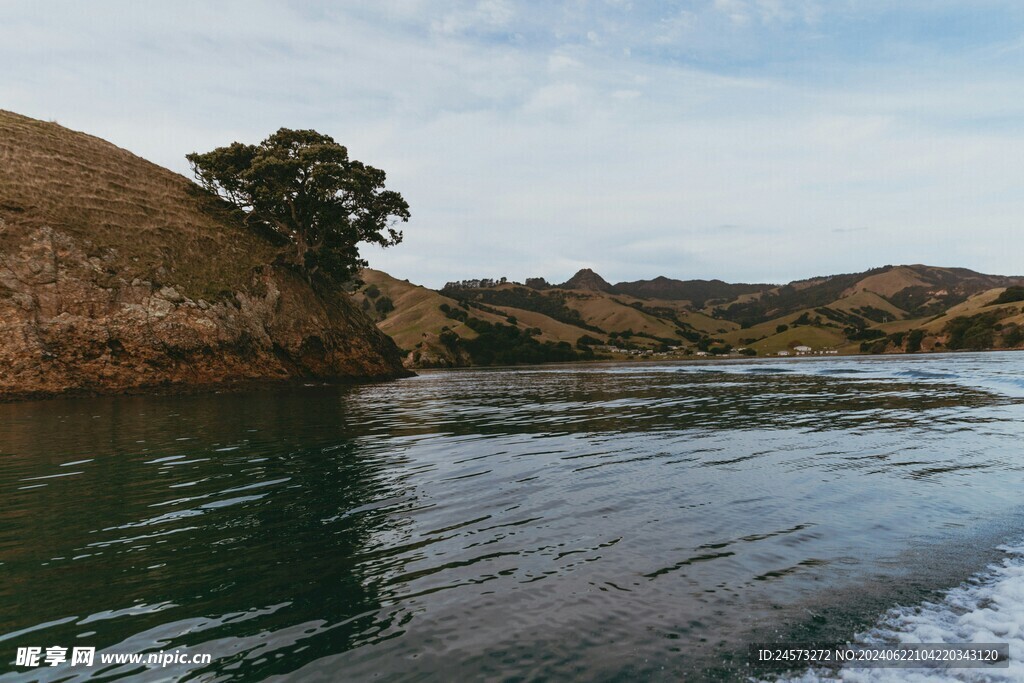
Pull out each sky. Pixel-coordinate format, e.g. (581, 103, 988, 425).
(3, 1, 1024, 287)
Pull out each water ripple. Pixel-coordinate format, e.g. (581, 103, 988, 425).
(1, 353, 1024, 680)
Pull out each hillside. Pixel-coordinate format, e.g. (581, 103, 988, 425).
(364, 265, 1024, 368)
(0, 111, 409, 399)
(712, 264, 1023, 326)
(612, 276, 769, 308)
(355, 269, 602, 367)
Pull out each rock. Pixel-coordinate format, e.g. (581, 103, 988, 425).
(0, 225, 411, 401)
(158, 285, 184, 303)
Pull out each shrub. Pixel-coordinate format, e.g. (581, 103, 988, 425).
(906, 329, 925, 353)
(576, 334, 603, 348)
(1002, 324, 1024, 347)
(992, 286, 1024, 305)
(374, 296, 395, 316)
(945, 312, 999, 350)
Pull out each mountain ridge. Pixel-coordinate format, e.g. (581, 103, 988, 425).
(363, 263, 1024, 367)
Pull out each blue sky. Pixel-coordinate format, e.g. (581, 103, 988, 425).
(3, 1, 1024, 286)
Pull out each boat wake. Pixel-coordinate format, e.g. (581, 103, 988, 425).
(778, 542, 1024, 682)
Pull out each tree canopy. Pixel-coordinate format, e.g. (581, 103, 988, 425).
(187, 128, 409, 284)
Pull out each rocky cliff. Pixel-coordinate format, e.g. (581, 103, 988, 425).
(0, 111, 409, 400)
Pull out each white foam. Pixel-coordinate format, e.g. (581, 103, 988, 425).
(777, 542, 1024, 682)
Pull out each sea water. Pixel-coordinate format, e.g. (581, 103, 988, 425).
(1, 352, 1023, 681)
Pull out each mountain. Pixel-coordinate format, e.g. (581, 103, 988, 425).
(559, 268, 613, 292)
(362, 264, 1024, 368)
(0, 110, 408, 400)
(709, 264, 1024, 327)
(611, 276, 770, 308)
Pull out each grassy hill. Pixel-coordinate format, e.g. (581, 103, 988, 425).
(363, 265, 1024, 367)
(0, 111, 407, 399)
(356, 269, 603, 367)
(0, 110, 275, 300)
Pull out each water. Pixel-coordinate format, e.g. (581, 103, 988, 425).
(2, 352, 1024, 681)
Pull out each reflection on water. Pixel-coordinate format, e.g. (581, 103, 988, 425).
(1, 353, 1024, 681)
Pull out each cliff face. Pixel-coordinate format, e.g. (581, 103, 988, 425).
(0, 111, 409, 400)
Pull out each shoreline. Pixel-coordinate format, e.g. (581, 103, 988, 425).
(0, 370, 415, 405)
(409, 346, 1024, 373)
(4, 346, 1018, 403)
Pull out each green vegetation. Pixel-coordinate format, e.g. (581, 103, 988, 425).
(576, 334, 603, 348)
(887, 285, 961, 317)
(852, 305, 896, 323)
(992, 286, 1024, 305)
(613, 277, 767, 308)
(864, 340, 888, 354)
(944, 312, 1001, 350)
(814, 307, 864, 327)
(906, 329, 925, 353)
(443, 285, 603, 333)
(439, 302, 469, 323)
(374, 296, 395, 316)
(719, 269, 886, 326)
(442, 317, 592, 366)
(846, 327, 885, 341)
(792, 312, 817, 326)
(940, 310, 1024, 351)
(1003, 324, 1024, 347)
(625, 301, 696, 333)
(610, 328, 681, 346)
(187, 128, 409, 285)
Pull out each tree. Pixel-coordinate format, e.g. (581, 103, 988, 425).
(187, 128, 409, 284)
(374, 296, 395, 316)
(906, 329, 925, 353)
(1003, 324, 1024, 347)
(993, 286, 1024, 305)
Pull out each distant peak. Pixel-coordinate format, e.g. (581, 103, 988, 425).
(559, 268, 613, 292)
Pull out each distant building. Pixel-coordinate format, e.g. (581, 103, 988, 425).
(793, 345, 812, 353)
(777, 350, 790, 356)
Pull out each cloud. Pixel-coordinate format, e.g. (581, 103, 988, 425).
(713, 0, 752, 26)
(431, 0, 515, 37)
(3, 0, 1024, 287)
